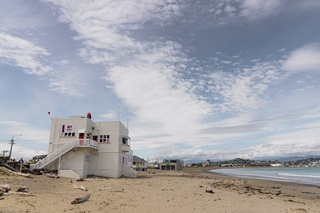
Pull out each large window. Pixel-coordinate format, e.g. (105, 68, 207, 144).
(122, 137, 128, 145)
(100, 134, 110, 143)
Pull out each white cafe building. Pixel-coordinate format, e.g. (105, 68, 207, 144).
(30, 113, 136, 178)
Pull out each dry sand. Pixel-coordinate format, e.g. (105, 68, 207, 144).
(1, 167, 320, 213)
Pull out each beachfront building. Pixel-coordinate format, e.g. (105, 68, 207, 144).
(147, 159, 159, 169)
(30, 113, 136, 179)
(160, 159, 183, 170)
(270, 163, 283, 167)
(132, 155, 148, 171)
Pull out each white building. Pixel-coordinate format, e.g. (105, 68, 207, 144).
(30, 113, 136, 179)
(132, 155, 148, 171)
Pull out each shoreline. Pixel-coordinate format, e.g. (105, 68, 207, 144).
(1, 168, 320, 212)
(184, 167, 320, 200)
(207, 167, 320, 187)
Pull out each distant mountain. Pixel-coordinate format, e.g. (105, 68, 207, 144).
(256, 155, 320, 162)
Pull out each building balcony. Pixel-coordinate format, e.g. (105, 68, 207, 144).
(121, 144, 130, 152)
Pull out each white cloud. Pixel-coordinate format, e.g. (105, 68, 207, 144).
(246, 127, 320, 159)
(99, 111, 118, 120)
(206, 0, 283, 24)
(49, 80, 85, 97)
(209, 61, 280, 113)
(282, 43, 320, 72)
(240, 0, 281, 19)
(155, 124, 320, 162)
(0, 32, 52, 75)
(33, 0, 320, 163)
(108, 61, 211, 139)
(0, 121, 49, 142)
(0, 121, 49, 160)
(45, 0, 212, 143)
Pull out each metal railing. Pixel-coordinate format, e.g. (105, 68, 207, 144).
(30, 139, 98, 170)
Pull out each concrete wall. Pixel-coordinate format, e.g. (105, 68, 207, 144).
(60, 148, 95, 177)
(93, 152, 121, 178)
(48, 116, 93, 153)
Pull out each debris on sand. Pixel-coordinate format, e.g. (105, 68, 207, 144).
(74, 184, 87, 191)
(40, 171, 59, 179)
(205, 189, 214, 194)
(71, 194, 90, 204)
(16, 185, 28, 193)
(0, 184, 11, 192)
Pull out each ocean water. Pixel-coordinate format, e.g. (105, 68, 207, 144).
(210, 167, 320, 186)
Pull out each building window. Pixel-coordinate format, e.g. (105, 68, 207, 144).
(100, 135, 110, 143)
(122, 137, 128, 145)
(62, 132, 75, 137)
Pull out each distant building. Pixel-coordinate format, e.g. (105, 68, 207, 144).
(147, 160, 159, 169)
(270, 163, 283, 167)
(132, 155, 147, 171)
(310, 161, 320, 167)
(30, 113, 136, 178)
(202, 160, 212, 167)
(160, 159, 183, 170)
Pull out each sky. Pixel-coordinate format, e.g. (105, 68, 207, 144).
(1, 0, 320, 163)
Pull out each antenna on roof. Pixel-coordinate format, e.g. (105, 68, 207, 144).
(117, 106, 120, 121)
(127, 118, 129, 129)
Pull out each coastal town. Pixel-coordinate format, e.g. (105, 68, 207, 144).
(198, 157, 320, 168)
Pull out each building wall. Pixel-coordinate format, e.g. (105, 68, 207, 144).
(48, 116, 93, 153)
(92, 152, 121, 178)
(60, 148, 96, 177)
(93, 122, 121, 153)
(48, 116, 132, 178)
(160, 161, 183, 170)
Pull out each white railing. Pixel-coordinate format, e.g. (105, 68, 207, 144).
(30, 139, 98, 170)
(121, 163, 138, 178)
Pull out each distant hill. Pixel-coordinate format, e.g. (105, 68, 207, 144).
(257, 155, 320, 162)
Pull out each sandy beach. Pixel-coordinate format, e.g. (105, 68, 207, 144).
(1, 167, 320, 213)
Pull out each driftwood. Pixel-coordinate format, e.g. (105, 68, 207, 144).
(76, 177, 84, 182)
(71, 194, 90, 204)
(205, 189, 214, 194)
(5, 191, 34, 196)
(99, 187, 111, 191)
(74, 184, 87, 191)
(17, 172, 32, 178)
(6, 170, 32, 178)
(16, 185, 28, 193)
(41, 171, 59, 178)
(1, 184, 32, 196)
(0, 184, 11, 192)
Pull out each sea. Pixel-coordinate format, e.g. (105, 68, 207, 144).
(210, 167, 320, 186)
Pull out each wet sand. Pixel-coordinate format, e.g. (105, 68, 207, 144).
(0, 167, 320, 213)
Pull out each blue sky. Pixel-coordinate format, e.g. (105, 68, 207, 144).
(1, 0, 320, 163)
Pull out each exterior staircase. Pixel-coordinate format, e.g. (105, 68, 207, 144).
(121, 163, 138, 178)
(30, 139, 98, 171)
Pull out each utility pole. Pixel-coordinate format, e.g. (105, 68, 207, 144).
(2, 150, 8, 157)
(8, 134, 22, 160)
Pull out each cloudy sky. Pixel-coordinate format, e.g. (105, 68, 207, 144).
(1, 0, 320, 162)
